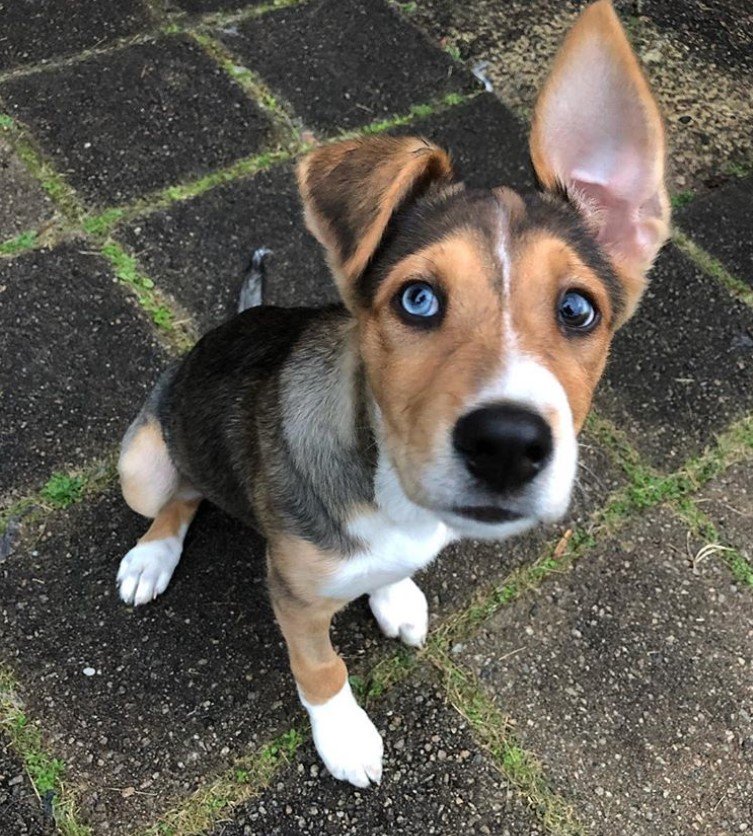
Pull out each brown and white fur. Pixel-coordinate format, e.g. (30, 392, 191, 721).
(116, 1, 669, 787)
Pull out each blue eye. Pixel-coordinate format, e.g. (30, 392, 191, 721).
(558, 290, 598, 331)
(399, 281, 441, 320)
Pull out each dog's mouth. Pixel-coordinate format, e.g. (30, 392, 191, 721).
(451, 505, 525, 524)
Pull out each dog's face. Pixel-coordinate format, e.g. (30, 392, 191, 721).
(298, 0, 669, 538)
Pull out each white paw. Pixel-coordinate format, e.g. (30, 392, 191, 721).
(369, 577, 428, 647)
(117, 539, 181, 606)
(300, 681, 383, 788)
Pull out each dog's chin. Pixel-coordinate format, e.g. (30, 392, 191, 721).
(434, 507, 539, 541)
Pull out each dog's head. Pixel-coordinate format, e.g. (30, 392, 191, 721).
(297, 0, 669, 538)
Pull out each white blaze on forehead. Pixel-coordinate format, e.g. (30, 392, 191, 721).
(496, 203, 518, 352)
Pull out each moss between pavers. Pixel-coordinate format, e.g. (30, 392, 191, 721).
(0, 115, 83, 224)
(0, 454, 117, 537)
(0, 668, 90, 836)
(673, 227, 753, 308)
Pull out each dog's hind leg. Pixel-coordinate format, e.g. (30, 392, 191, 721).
(117, 411, 202, 605)
(117, 495, 200, 605)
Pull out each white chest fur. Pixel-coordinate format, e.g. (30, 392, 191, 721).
(320, 453, 454, 601)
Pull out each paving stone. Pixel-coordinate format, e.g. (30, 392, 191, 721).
(0, 242, 166, 494)
(172, 0, 266, 12)
(676, 176, 753, 288)
(0, 737, 53, 836)
(0, 37, 274, 207)
(0, 490, 293, 833)
(697, 463, 753, 561)
(0, 0, 152, 72)
(118, 164, 334, 333)
(118, 96, 531, 332)
(214, 669, 542, 836)
(632, 0, 753, 73)
(0, 140, 55, 242)
(408, 0, 753, 193)
(596, 243, 753, 470)
(217, 0, 476, 134)
(464, 507, 753, 835)
(393, 93, 533, 192)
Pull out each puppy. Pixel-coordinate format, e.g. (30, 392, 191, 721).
(116, 1, 669, 787)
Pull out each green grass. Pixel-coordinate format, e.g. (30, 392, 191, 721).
(670, 189, 695, 209)
(100, 241, 194, 350)
(427, 651, 585, 835)
(0, 113, 14, 129)
(723, 159, 753, 179)
(674, 228, 753, 308)
(444, 43, 462, 61)
(0, 230, 38, 256)
(1, 668, 91, 835)
(143, 728, 304, 836)
(39, 473, 87, 508)
(0, 455, 117, 536)
(82, 208, 125, 237)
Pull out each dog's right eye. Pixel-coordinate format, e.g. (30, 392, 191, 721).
(394, 281, 443, 327)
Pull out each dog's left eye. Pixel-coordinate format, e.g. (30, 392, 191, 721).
(558, 290, 598, 332)
(398, 282, 441, 320)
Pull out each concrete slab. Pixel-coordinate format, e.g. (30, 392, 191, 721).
(0, 0, 152, 72)
(173, 0, 266, 12)
(118, 164, 333, 333)
(0, 140, 55, 242)
(463, 508, 753, 834)
(213, 669, 543, 835)
(596, 243, 753, 470)
(676, 176, 753, 288)
(697, 462, 753, 562)
(0, 242, 166, 494)
(118, 96, 531, 332)
(407, 0, 753, 193)
(0, 737, 53, 835)
(0, 37, 274, 207)
(217, 0, 476, 134)
(0, 490, 293, 833)
(393, 93, 533, 192)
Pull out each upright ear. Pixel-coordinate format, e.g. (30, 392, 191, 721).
(530, 0, 669, 319)
(297, 136, 454, 309)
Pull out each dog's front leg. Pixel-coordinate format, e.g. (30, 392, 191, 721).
(267, 539, 383, 788)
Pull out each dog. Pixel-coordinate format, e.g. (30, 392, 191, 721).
(115, 0, 669, 787)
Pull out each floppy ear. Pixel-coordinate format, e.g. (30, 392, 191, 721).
(530, 0, 669, 322)
(297, 136, 454, 309)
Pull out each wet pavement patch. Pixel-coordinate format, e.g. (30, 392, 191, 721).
(0, 36, 274, 207)
(217, 0, 476, 134)
(676, 176, 753, 287)
(463, 507, 753, 834)
(213, 669, 543, 835)
(0, 0, 152, 72)
(0, 242, 165, 494)
(597, 243, 753, 470)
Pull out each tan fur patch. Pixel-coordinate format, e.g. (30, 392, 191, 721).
(139, 497, 201, 543)
(119, 420, 179, 518)
(510, 231, 613, 430)
(359, 230, 506, 499)
(267, 534, 348, 705)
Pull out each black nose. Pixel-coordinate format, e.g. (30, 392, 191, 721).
(453, 404, 553, 493)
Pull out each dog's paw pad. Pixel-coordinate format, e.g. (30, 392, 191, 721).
(117, 540, 181, 606)
(369, 577, 428, 648)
